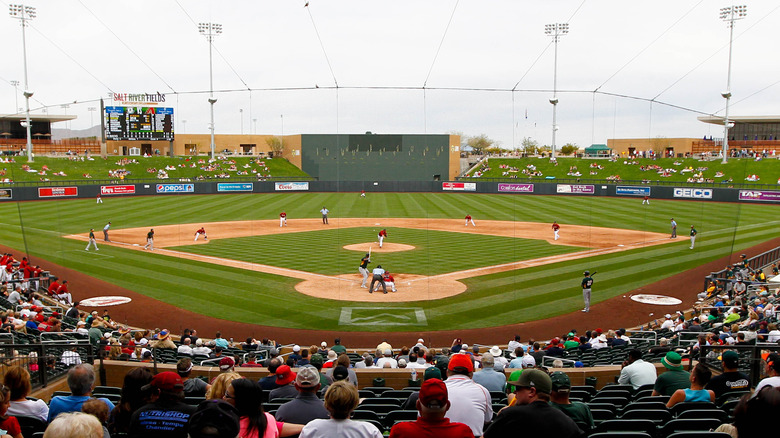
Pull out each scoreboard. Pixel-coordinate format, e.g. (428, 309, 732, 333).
(105, 106, 174, 141)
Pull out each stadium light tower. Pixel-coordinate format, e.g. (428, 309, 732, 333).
(719, 5, 746, 164)
(87, 107, 97, 129)
(10, 80, 20, 112)
(199, 22, 222, 158)
(9, 3, 36, 162)
(545, 22, 568, 162)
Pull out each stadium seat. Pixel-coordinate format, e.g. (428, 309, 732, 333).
(16, 415, 47, 438)
(356, 404, 398, 416)
(358, 389, 376, 399)
(367, 397, 402, 406)
(588, 433, 652, 438)
(659, 418, 723, 437)
(632, 388, 654, 400)
(619, 401, 667, 415)
(590, 396, 630, 408)
(356, 419, 385, 433)
(382, 390, 414, 399)
(634, 395, 670, 404)
(572, 385, 597, 396)
(715, 390, 749, 406)
(383, 410, 418, 428)
(675, 409, 729, 423)
(184, 396, 206, 406)
(569, 389, 593, 402)
(590, 409, 617, 424)
(619, 409, 672, 424)
(595, 418, 656, 435)
(587, 402, 619, 414)
(665, 432, 733, 438)
(362, 386, 391, 397)
(670, 402, 718, 417)
(489, 390, 506, 401)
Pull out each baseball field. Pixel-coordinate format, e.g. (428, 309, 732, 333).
(1, 191, 778, 338)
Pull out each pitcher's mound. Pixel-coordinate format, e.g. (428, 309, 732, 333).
(342, 242, 415, 253)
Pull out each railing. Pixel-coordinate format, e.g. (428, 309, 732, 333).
(454, 175, 780, 190)
(0, 341, 94, 389)
(0, 175, 316, 187)
(700, 344, 779, 387)
(703, 246, 780, 291)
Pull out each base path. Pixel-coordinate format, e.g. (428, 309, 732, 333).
(67, 218, 672, 302)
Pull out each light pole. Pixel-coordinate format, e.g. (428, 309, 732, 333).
(239, 108, 243, 134)
(87, 107, 96, 130)
(9, 3, 36, 162)
(199, 22, 222, 158)
(10, 80, 20, 112)
(545, 22, 568, 162)
(60, 104, 70, 131)
(719, 5, 746, 164)
(252, 118, 257, 135)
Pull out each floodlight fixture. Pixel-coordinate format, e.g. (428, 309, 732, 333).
(719, 5, 746, 163)
(545, 22, 569, 161)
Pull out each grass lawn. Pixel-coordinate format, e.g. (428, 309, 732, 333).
(0, 192, 778, 331)
(464, 156, 780, 185)
(171, 227, 586, 276)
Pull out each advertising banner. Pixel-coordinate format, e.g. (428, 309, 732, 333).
(0, 188, 11, 200)
(673, 187, 712, 199)
(274, 182, 310, 191)
(156, 183, 194, 194)
(739, 190, 780, 202)
(616, 186, 651, 196)
(218, 183, 254, 192)
(38, 187, 78, 198)
(498, 183, 534, 193)
(556, 184, 595, 194)
(101, 185, 136, 195)
(442, 182, 476, 191)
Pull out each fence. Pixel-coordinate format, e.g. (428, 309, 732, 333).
(0, 339, 94, 389)
(703, 246, 780, 291)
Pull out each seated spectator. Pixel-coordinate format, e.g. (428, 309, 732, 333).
(206, 372, 241, 401)
(321, 350, 337, 369)
(289, 345, 302, 363)
(191, 338, 212, 357)
(618, 349, 657, 390)
(44, 412, 104, 438)
(324, 354, 357, 386)
(108, 367, 154, 435)
(472, 354, 506, 392)
(177, 338, 193, 356)
(274, 367, 329, 435)
(5, 366, 49, 422)
(376, 349, 398, 368)
(443, 353, 492, 437)
(129, 371, 196, 437)
(298, 381, 382, 438)
(389, 378, 472, 438)
(48, 364, 115, 422)
(81, 398, 110, 438)
(667, 363, 715, 408)
(241, 352, 263, 368)
(705, 350, 750, 399)
(176, 358, 209, 398)
(489, 346, 508, 370)
(330, 338, 347, 354)
(652, 352, 691, 397)
(268, 365, 298, 400)
(0, 383, 21, 438)
(259, 358, 282, 392)
(648, 337, 671, 355)
(752, 352, 780, 397)
(549, 372, 594, 431)
(733, 386, 780, 437)
(186, 400, 240, 438)
(224, 378, 304, 437)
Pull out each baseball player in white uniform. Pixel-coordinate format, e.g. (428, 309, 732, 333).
(280, 212, 287, 227)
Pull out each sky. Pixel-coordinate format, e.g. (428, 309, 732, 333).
(1, 0, 778, 149)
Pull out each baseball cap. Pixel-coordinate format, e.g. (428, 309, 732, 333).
(275, 365, 296, 385)
(188, 400, 240, 438)
(144, 371, 184, 392)
(332, 366, 349, 381)
(419, 378, 448, 408)
(550, 371, 571, 391)
(722, 350, 739, 368)
(292, 345, 301, 352)
(219, 357, 235, 371)
(423, 367, 442, 381)
(309, 353, 323, 366)
(295, 366, 320, 388)
(448, 353, 474, 373)
(507, 369, 552, 395)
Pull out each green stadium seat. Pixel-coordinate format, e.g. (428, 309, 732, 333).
(675, 409, 728, 423)
(595, 419, 656, 435)
(665, 432, 733, 438)
(383, 410, 418, 429)
(619, 409, 672, 424)
(659, 418, 723, 437)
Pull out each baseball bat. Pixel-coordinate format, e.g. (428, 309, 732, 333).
(591, 271, 598, 276)
(369, 245, 372, 259)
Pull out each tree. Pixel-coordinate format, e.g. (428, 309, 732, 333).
(521, 137, 539, 156)
(650, 136, 671, 157)
(266, 136, 284, 157)
(466, 134, 496, 155)
(560, 143, 578, 156)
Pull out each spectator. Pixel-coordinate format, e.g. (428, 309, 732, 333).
(268, 365, 298, 400)
(81, 398, 110, 438)
(108, 367, 154, 435)
(274, 367, 329, 438)
(177, 338, 193, 356)
(667, 363, 715, 408)
(324, 354, 357, 386)
(530, 342, 545, 364)
(484, 369, 583, 437)
(128, 371, 196, 438)
(297, 349, 310, 367)
(218, 357, 235, 373)
(549, 372, 594, 431)
(0, 384, 21, 438)
(401, 367, 442, 410)
(376, 349, 398, 369)
(224, 378, 304, 437)
(331, 366, 350, 383)
(330, 338, 347, 354)
(507, 348, 525, 368)
(321, 350, 338, 369)
(186, 400, 240, 438)
(48, 364, 115, 422)
(733, 386, 780, 437)
(617, 349, 657, 390)
(177, 358, 210, 398)
(4, 366, 49, 422)
(191, 338, 212, 356)
(652, 352, 691, 396)
(213, 332, 229, 349)
(298, 381, 382, 438)
(489, 346, 508, 370)
(241, 352, 264, 368)
(206, 372, 241, 401)
(705, 350, 750, 398)
(43, 412, 103, 438)
(152, 330, 175, 349)
(259, 358, 282, 392)
(507, 335, 523, 354)
(648, 338, 671, 355)
(472, 354, 506, 392)
(289, 345, 302, 364)
(752, 352, 780, 397)
(389, 378, 472, 438)
(443, 353, 493, 437)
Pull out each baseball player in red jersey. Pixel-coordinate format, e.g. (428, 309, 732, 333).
(194, 227, 208, 241)
(360, 190, 366, 198)
(552, 221, 560, 240)
(279, 211, 287, 227)
(374, 271, 397, 292)
(465, 214, 476, 226)
(378, 229, 387, 248)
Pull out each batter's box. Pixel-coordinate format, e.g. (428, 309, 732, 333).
(339, 307, 427, 326)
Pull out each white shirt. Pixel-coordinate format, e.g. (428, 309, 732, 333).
(752, 376, 780, 398)
(444, 375, 493, 437)
(178, 344, 194, 355)
(320, 208, 329, 215)
(507, 340, 523, 353)
(617, 359, 657, 389)
(300, 419, 382, 438)
(8, 398, 49, 422)
(661, 319, 675, 330)
(767, 330, 780, 343)
(192, 346, 212, 356)
(376, 357, 398, 368)
(372, 267, 385, 276)
(61, 350, 82, 366)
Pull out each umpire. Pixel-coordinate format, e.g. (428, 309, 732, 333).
(370, 265, 387, 294)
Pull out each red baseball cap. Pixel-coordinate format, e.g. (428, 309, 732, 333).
(419, 378, 448, 408)
(447, 353, 474, 373)
(145, 371, 184, 392)
(219, 357, 235, 371)
(275, 365, 296, 385)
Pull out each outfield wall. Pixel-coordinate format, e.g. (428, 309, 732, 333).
(1, 181, 778, 204)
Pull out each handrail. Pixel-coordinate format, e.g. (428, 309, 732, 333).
(455, 175, 779, 190)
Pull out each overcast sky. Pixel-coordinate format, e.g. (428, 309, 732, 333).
(1, 0, 778, 148)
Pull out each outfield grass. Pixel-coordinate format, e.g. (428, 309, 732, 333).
(0, 192, 778, 331)
(464, 157, 780, 185)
